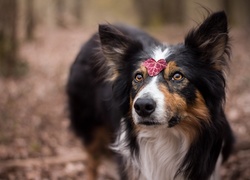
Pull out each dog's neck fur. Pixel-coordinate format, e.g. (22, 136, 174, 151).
(136, 126, 189, 180)
(114, 119, 190, 180)
(115, 118, 223, 180)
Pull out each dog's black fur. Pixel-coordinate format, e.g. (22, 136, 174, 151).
(67, 11, 234, 180)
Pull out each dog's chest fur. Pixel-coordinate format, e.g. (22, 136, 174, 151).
(116, 122, 189, 180)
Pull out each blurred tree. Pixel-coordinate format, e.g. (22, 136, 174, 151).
(223, 0, 250, 27)
(73, 0, 84, 24)
(0, 0, 18, 77)
(161, 0, 185, 24)
(134, 0, 158, 26)
(25, 0, 36, 40)
(0, 0, 28, 77)
(134, 0, 185, 26)
(56, 0, 66, 27)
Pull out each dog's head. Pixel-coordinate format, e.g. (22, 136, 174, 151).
(99, 12, 230, 136)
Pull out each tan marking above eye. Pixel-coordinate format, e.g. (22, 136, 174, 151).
(135, 73, 143, 82)
(172, 73, 184, 81)
(164, 61, 179, 79)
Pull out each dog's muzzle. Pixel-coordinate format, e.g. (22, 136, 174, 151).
(134, 98, 160, 125)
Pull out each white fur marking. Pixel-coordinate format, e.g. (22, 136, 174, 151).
(209, 152, 222, 180)
(114, 120, 190, 180)
(111, 118, 130, 157)
(136, 128, 189, 180)
(113, 47, 124, 54)
(151, 46, 171, 60)
(132, 77, 166, 124)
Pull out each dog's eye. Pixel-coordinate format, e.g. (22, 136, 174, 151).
(172, 73, 184, 81)
(134, 73, 143, 82)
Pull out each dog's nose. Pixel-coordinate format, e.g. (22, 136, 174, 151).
(134, 98, 156, 117)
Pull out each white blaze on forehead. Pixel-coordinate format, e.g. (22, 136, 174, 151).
(135, 77, 163, 100)
(151, 46, 171, 61)
(132, 76, 166, 123)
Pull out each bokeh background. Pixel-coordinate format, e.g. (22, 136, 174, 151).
(0, 0, 250, 179)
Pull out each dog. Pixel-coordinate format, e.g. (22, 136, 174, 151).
(67, 11, 234, 180)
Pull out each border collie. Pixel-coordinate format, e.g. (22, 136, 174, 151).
(67, 11, 234, 180)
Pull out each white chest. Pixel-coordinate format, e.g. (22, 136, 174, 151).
(135, 128, 189, 180)
(115, 125, 190, 180)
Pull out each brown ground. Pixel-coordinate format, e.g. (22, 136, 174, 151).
(0, 25, 249, 180)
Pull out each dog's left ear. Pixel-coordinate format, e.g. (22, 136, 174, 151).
(185, 11, 230, 69)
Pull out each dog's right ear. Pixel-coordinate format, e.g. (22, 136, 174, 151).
(184, 11, 230, 71)
(99, 24, 142, 80)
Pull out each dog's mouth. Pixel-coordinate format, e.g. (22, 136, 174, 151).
(135, 115, 162, 126)
(135, 116, 181, 127)
(137, 121, 161, 126)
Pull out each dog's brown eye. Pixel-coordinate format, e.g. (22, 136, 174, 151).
(172, 73, 184, 81)
(135, 73, 143, 82)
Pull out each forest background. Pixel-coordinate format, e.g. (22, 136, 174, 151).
(0, 0, 250, 179)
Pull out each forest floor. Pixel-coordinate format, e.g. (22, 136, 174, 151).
(0, 25, 250, 180)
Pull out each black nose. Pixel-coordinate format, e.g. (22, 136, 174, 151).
(134, 98, 156, 117)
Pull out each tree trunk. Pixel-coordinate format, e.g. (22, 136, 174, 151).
(25, 0, 35, 41)
(0, 0, 18, 77)
(134, 0, 185, 26)
(161, 0, 185, 24)
(226, 0, 250, 27)
(55, 0, 66, 27)
(73, 0, 84, 24)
